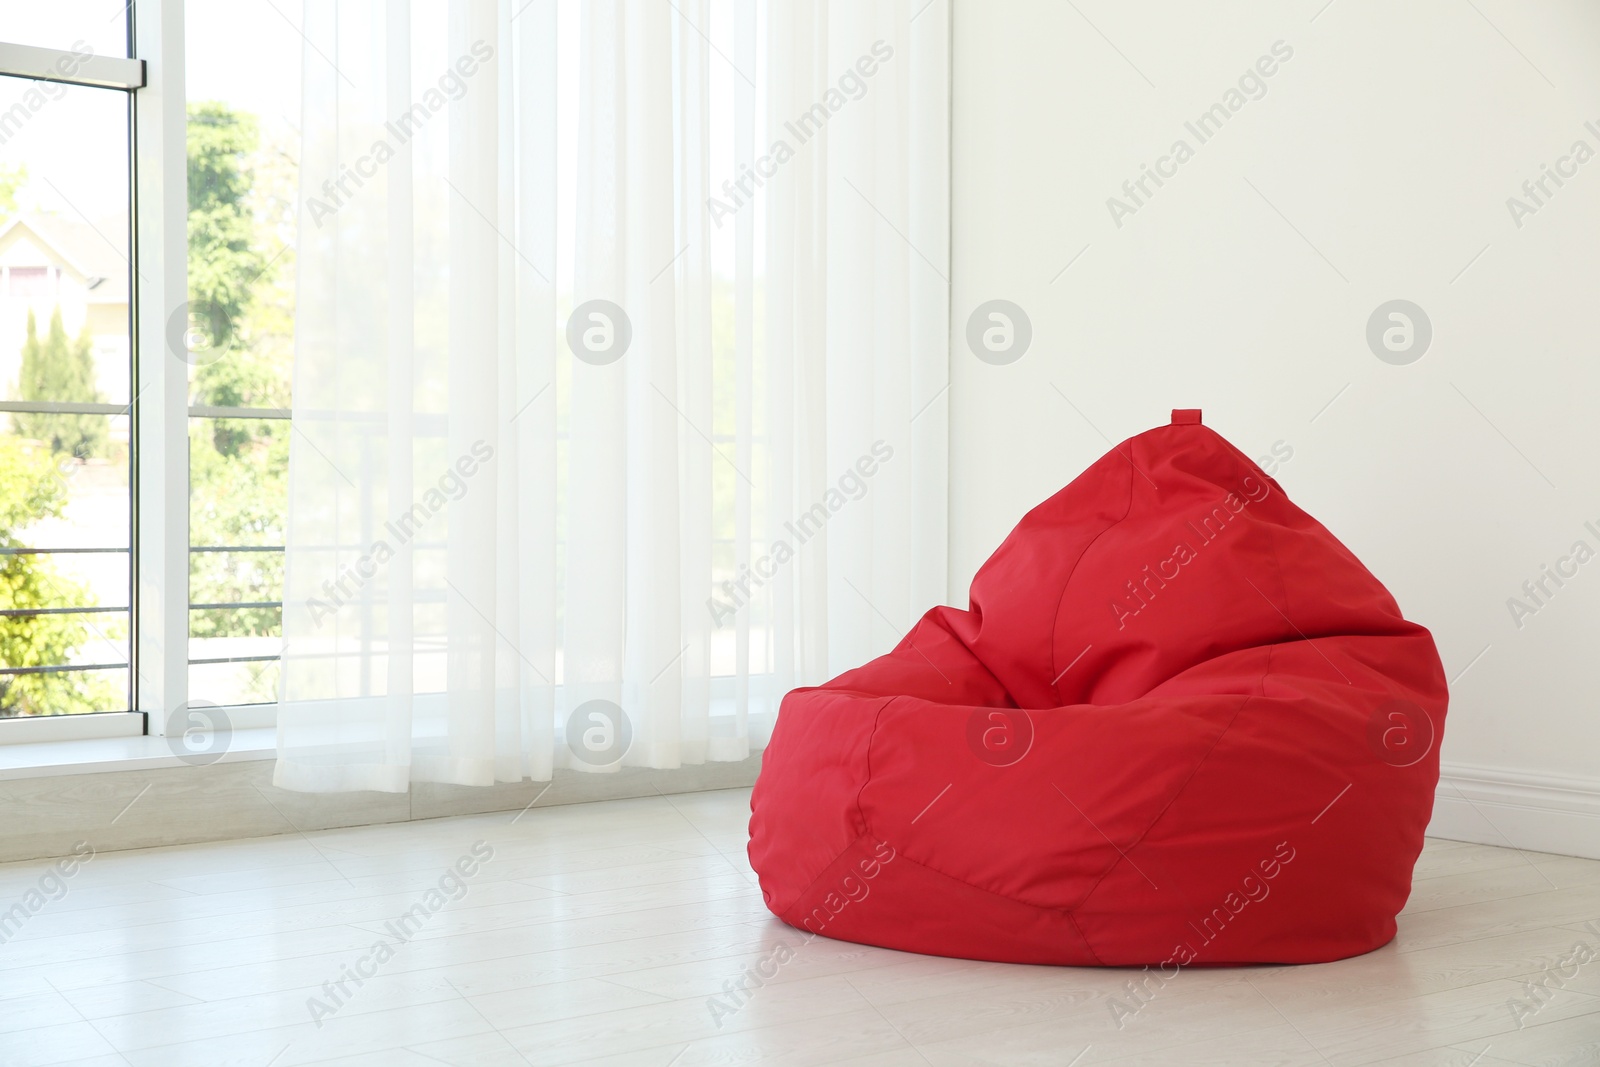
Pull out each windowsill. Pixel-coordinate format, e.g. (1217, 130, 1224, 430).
(0, 726, 277, 780)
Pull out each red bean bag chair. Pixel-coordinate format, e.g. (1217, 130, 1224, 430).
(748, 410, 1447, 966)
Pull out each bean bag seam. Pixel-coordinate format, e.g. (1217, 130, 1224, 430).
(1048, 454, 1137, 696)
(851, 692, 896, 853)
(1072, 512, 1284, 948)
(779, 693, 892, 920)
(856, 692, 1109, 956)
(1094, 511, 1282, 888)
(1065, 910, 1105, 966)
(1070, 690, 1256, 929)
(779, 827, 877, 925)
(763, 694, 894, 920)
(822, 831, 1110, 965)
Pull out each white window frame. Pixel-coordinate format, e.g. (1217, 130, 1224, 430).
(132, 0, 191, 745)
(0, 0, 279, 745)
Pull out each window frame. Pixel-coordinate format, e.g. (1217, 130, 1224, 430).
(131, 0, 193, 744)
(0, 21, 146, 740)
(0, 1, 281, 743)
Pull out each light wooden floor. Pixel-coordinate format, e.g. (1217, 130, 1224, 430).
(0, 787, 1597, 1067)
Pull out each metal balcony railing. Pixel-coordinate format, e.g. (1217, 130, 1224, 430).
(0, 544, 286, 683)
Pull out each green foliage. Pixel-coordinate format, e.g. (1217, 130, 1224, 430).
(0, 438, 121, 716)
(12, 308, 108, 459)
(188, 425, 286, 638)
(187, 99, 290, 456)
(0, 163, 23, 223)
(187, 102, 268, 344)
(0, 164, 116, 715)
(184, 102, 294, 645)
(194, 353, 290, 457)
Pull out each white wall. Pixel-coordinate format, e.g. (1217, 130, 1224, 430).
(949, 0, 1600, 857)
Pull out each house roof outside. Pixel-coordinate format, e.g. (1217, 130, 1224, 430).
(0, 211, 131, 307)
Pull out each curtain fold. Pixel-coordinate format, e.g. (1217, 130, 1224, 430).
(275, 0, 950, 793)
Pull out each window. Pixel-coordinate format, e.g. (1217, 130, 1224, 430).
(0, 14, 137, 722)
(1, 0, 794, 741)
(183, 2, 300, 711)
(0, 2, 278, 741)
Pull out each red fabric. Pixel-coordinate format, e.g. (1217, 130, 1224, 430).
(748, 414, 1447, 965)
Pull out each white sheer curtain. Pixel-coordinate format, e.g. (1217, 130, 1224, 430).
(274, 0, 949, 793)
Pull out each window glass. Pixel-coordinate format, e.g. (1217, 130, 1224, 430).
(184, 0, 300, 707)
(0, 75, 131, 716)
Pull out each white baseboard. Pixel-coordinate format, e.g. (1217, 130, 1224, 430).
(1429, 763, 1600, 861)
(0, 756, 762, 865)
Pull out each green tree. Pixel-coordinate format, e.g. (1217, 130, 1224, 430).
(0, 163, 24, 224)
(185, 102, 293, 650)
(0, 437, 121, 716)
(187, 102, 268, 351)
(188, 427, 287, 639)
(187, 101, 289, 455)
(12, 308, 108, 459)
